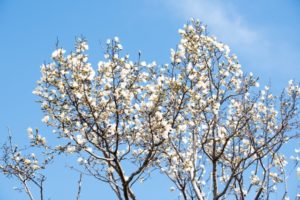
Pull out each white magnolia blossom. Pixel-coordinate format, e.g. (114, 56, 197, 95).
(27, 127, 34, 139)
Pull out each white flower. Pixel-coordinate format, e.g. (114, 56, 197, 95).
(24, 159, 31, 165)
(40, 137, 46, 145)
(114, 36, 119, 43)
(66, 146, 76, 153)
(88, 70, 95, 80)
(269, 172, 282, 183)
(140, 61, 146, 67)
(81, 42, 89, 51)
(27, 127, 34, 139)
(14, 156, 20, 162)
(31, 164, 40, 170)
(75, 92, 83, 99)
(250, 174, 260, 185)
(178, 29, 185, 35)
(107, 166, 115, 173)
(169, 186, 176, 192)
(42, 115, 50, 123)
(85, 147, 93, 153)
(76, 135, 86, 145)
(51, 48, 65, 59)
(117, 44, 123, 50)
(77, 157, 85, 164)
(104, 54, 109, 59)
(162, 129, 169, 140)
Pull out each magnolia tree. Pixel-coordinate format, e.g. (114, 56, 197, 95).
(1, 19, 300, 200)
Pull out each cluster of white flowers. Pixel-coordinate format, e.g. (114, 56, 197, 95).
(291, 146, 300, 163)
(27, 127, 46, 146)
(250, 172, 260, 185)
(155, 19, 300, 199)
(10, 151, 41, 171)
(0, 135, 53, 184)
(31, 34, 174, 199)
(28, 19, 300, 199)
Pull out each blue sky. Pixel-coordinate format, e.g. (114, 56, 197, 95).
(0, 0, 300, 199)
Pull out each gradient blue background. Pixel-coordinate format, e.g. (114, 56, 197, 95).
(0, 0, 300, 199)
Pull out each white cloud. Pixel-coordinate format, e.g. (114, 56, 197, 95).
(157, 0, 300, 86)
(163, 0, 258, 47)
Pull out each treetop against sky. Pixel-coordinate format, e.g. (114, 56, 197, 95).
(0, 1, 300, 200)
